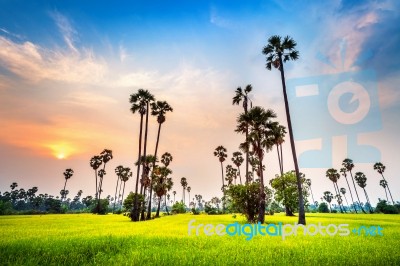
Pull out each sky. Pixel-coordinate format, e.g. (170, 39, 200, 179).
(0, 0, 399, 207)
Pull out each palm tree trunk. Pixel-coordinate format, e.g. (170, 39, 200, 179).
(95, 170, 98, 202)
(140, 183, 147, 221)
(344, 176, 357, 213)
(117, 178, 123, 210)
(278, 54, 305, 225)
(335, 183, 345, 213)
(62, 179, 67, 201)
(381, 174, 395, 205)
(343, 193, 350, 212)
(121, 181, 127, 211)
(220, 161, 225, 212)
(113, 176, 120, 213)
(156, 196, 161, 217)
(349, 171, 366, 213)
(277, 144, 291, 216)
(363, 188, 373, 213)
(237, 166, 242, 185)
(245, 104, 249, 184)
(384, 187, 389, 202)
(257, 144, 266, 224)
(333, 183, 343, 213)
(309, 186, 315, 206)
(131, 113, 144, 221)
(147, 122, 162, 219)
(165, 194, 169, 215)
(139, 104, 150, 220)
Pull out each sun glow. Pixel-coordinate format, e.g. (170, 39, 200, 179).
(46, 142, 76, 160)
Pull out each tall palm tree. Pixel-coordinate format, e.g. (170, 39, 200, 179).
(340, 167, 357, 213)
(236, 106, 277, 223)
(151, 101, 173, 161)
(96, 169, 106, 212)
(120, 167, 132, 211)
(354, 172, 373, 213)
(233, 84, 252, 183)
(137, 154, 156, 220)
(373, 162, 394, 205)
(62, 168, 74, 201)
(173, 190, 176, 203)
(98, 149, 113, 200)
(326, 168, 344, 213)
(225, 165, 235, 186)
(340, 187, 350, 211)
(153, 166, 172, 217)
(180, 177, 188, 205)
(271, 123, 286, 176)
(129, 89, 155, 221)
(262, 35, 305, 225)
(305, 179, 315, 207)
(214, 145, 227, 198)
(147, 152, 172, 219)
(113, 165, 124, 213)
(342, 158, 366, 213)
(90, 155, 103, 205)
(323, 191, 334, 212)
(379, 180, 389, 202)
(187, 186, 191, 206)
(231, 151, 244, 185)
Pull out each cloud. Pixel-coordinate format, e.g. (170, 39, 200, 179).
(49, 11, 78, 53)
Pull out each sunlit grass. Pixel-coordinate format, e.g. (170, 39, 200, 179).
(1, 213, 399, 265)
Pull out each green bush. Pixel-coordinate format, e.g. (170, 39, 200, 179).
(318, 202, 329, 213)
(375, 200, 399, 214)
(171, 202, 186, 214)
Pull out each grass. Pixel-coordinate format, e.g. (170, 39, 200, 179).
(1, 213, 400, 265)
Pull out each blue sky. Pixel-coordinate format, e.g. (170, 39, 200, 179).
(0, 0, 399, 206)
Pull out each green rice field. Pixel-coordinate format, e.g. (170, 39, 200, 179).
(1, 213, 399, 265)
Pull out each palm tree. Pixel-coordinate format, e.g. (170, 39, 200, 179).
(271, 123, 286, 176)
(129, 89, 155, 221)
(231, 151, 244, 185)
(233, 84, 252, 183)
(340, 167, 357, 213)
(214, 145, 227, 204)
(342, 158, 366, 213)
(172, 190, 176, 203)
(262, 35, 305, 225)
(180, 177, 188, 205)
(137, 154, 156, 220)
(374, 162, 394, 205)
(305, 179, 315, 207)
(187, 186, 191, 206)
(147, 152, 172, 219)
(90, 155, 103, 205)
(153, 166, 172, 217)
(340, 187, 350, 212)
(323, 191, 334, 212)
(326, 168, 344, 213)
(98, 149, 113, 200)
(113, 165, 124, 213)
(379, 180, 389, 202)
(236, 106, 277, 223)
(96, 169, 106, 212)
(354, 172, 373, 213)
(10, 182, 18, 191)
(151, 101, 173, 161)
(120, 167, 132, 211)
(62, 168, 74, 201)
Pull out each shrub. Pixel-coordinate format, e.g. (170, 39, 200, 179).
(171, 202, 186, 214)
(375, 200, 399, 214)
(191, 208, 200, 215)
(318, 202, 329, 213)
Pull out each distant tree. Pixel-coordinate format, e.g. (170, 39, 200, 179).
(340, 167, 357, 213)
(180, 177, 188, 205)
(340, 187, 350, 211)
(214, 145, 227, 202)
(318, 202, 329, 213)
(62, 169, 74, 201)
(354, 172, 373, 213)
(323, 191, 334, 212)
(90, 155, 103, 204)
(326, 168, 344, 213)
(379, 179, 389, 202)
(374, 162, 394, 205)
(231, 151, 244, 185)
(342, 158, 365, 213)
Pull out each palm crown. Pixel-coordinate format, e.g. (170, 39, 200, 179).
(326, 168, 340, 183)
(262, 35, 299, 70)
(232, 84, 252, 111)
(129, 89, 155, 115)
(214, 146, 227, 163)
(354, 172, 367, 188)
(151, 101, 173, 124)
(63, 168, 74, 180)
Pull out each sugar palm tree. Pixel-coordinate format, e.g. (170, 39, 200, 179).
(340, 167, 357, 213)
(90, 155, 103, 204)
(153, 166, 173, 217)
(262, 35, 305, 224)
(233, 84, 252, 183)
(214, 145, 227, 196)
(271, 123, 286, 176)
(305, 179, 315, 207)
(120, 167, 132, 211)
(342, 158, 365, 213)
(340, 187, 350, 211)
(379, 180, 389, 202)
(187, 186, 191, 205)
(231, 151, 244, 185)
(137, 154, 156, 220)
(172, 190, 176, 203)
(62, 168, 74, 201)
(151, 101, 173, 161)
(326, 168, 344, 213)
(98, 149, 113, 200)
(113, 165, 124, 213)
(323, 191, 334, 212)
(236, 106, 277, 223)
(373, 162, 394, 205)
(180, 177, 188, 205)
(129, 89, 155, 221)
(225, 165, 235, 186)
(10, 182, 18, 191)
(147, 152, 172, 219)
(354, 172, 373, 213)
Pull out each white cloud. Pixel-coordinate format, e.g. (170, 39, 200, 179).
(50, 11, 78, 53)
